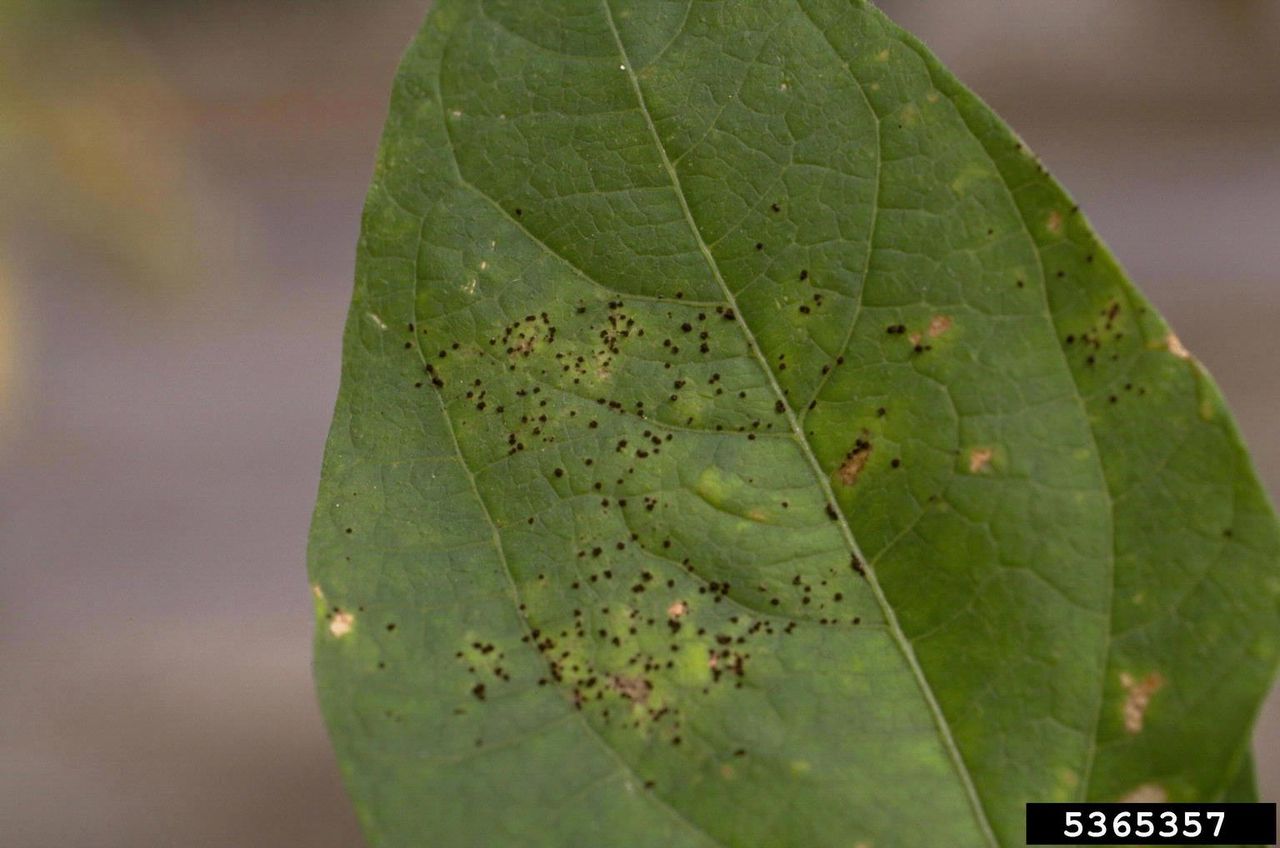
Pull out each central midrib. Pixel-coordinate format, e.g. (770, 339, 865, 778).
(600, 2, 1000, 846)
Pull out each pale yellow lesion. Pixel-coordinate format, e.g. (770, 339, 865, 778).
(1119, 671, 1165, 734)
(1165, 332, 1192, 360)
(1120, 783, 1167, 803)
(1046, 768, 1080, 802)
(329, 611, 355, 638)
(967, 447, 994, 474)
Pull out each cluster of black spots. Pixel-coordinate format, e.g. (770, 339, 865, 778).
(453, 637, 517, 701)
(506, 540, 872, 736)
(1101, 301, 1122, 332)
(707, 648, 746, 684)
(762, 572, 857, 617)
(818, 355, 846, 379)
(422, 362, 445, 389)
(884, 323, 933, 353)
(1064, 298, 1132, 370)
(797, 292, 823, 317)
(499, 312, 556, 360)
(696, 579, 734, 606)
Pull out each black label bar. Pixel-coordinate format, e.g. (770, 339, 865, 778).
(1026, 803, 1276, 845)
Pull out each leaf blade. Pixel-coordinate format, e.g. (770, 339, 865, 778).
(310, 2, 1280, 845)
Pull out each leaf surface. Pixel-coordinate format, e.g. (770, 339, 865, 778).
(309, 2, 1280, 845)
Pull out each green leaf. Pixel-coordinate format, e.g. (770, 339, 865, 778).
(1221, 753, 1258, 803)
(309, 1, 1280, 845)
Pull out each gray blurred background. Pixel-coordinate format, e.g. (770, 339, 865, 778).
(1, 1, 1276, 845)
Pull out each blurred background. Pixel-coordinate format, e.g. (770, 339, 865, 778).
(1, 1, 1276, 845)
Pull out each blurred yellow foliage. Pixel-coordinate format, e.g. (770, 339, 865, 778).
(0, 0, 212, 293)
(0, 0, 222, 437)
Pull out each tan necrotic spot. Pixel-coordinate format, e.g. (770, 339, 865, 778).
(1046, 210, 1063, 234)
(329, 611, 355, 638)
(1119, 671, 1165, 733)
(968, 448, 993, 474)
(837, 440, 872, 486)
(928, 315, 952, 338)
(1166, 332, 1191, 360)
(1120, 783, 1167, 803)
(610, 675, 651, 704)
